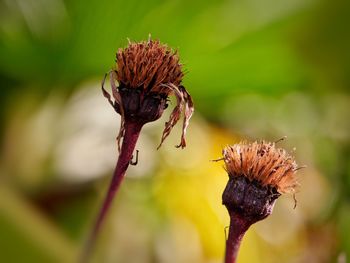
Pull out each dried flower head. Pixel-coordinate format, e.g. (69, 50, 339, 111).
(220, 140, 302, 263)
(102, 38, 194, 150)
(221, 140, 300, 224)
(116, 39, 183, 92)
(223, 140, 299, 194)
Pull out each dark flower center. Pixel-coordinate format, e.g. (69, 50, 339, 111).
(118, 83, 168, 123)
(222, 175, 281, 224)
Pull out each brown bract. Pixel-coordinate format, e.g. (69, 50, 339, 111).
(102, 39, 194, 150)
(223, 141, 299, 194)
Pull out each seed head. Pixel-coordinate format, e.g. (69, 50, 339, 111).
(116, 39, 183, 92)
(102, 38, 194, 150)
(223, 141, 299, 194)
(222, 140, 300, 223)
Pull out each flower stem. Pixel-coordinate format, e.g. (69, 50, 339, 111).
(81, 120, 143, 262)
(225, 211, 251, 263)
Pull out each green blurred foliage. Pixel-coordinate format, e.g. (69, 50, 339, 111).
(0, 0, 349, 262)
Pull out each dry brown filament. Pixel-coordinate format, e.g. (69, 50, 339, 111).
(223, 141, 299, 193)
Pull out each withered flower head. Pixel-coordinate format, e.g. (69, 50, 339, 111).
(222, 140, 300, 223)
(86, 38, 193, 260)
(221, 140, 301, 263)
(102, 38, 194, 149)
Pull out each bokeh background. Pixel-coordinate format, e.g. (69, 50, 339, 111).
(1, 0, 349, 262)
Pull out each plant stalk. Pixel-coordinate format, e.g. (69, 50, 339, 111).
(81, 120, 143, 262)
(225, 211, 251, 263)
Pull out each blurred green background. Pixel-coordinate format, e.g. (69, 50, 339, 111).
(0, 0, 349, 262)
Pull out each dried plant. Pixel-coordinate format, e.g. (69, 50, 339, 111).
(82, 37, 194, 262)
(218, 139, 302, 263)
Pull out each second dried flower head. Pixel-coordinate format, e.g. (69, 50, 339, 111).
(221, 140, 301, 263)
(222, 140, 299, 222)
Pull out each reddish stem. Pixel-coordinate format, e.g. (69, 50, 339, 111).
(225, 211, 251, 263)
(81, 121, 143, 262)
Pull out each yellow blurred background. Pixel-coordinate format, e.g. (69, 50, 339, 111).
(0, 0, 349, 262)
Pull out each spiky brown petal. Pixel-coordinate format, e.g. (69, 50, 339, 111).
(223, 141, 299, 194)
(116, 39, 183, 92)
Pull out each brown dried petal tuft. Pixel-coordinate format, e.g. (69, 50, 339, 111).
(223, 141, 299, 194)
(116, 39, 183, 92)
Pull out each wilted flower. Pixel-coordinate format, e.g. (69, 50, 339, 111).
(220, 140, 301, 263)
(102, 38, 194, 149)
(83, 38, 194, 261)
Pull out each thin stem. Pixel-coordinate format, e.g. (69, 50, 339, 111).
(81, 121, 143, 262)
(225, 211, 251, 263)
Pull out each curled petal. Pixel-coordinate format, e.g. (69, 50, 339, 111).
(101, 73, 114, 107)
(109, 71, 124, 116)
(157, 83, 184, 149)
(101, 71, 126, 152)
(115, 123, 125, 152)
(176, 86, 194, 148)
(109, 71, 126, 152)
